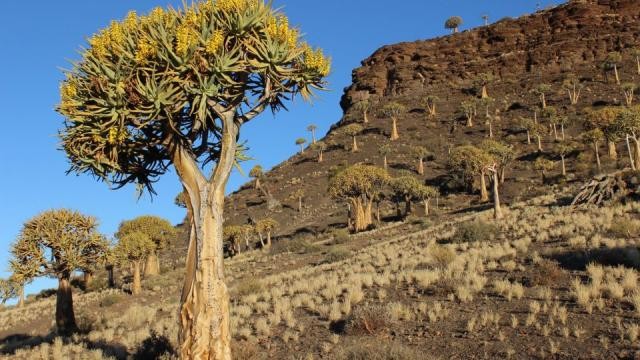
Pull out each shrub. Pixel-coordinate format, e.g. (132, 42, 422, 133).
(430, 245, 456, 268)
(609, 218, 640, 239)
(235, 279, 264, 298)
(450, 220, 497, 243)
(345, 304, 393, 336)
(99, 293, 124, 308)
(530, 259, 566, 287)
(270, 238, 321, 255)
(332, 228, 351, 244)
(324, 247, 351, 264)
(335, 339, 422, 360)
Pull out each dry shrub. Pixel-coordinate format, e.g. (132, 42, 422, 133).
(324, 246, 351, 264)
(231, 340, 265, 360)
(235, 279, 264, 297)
(609, 218, 640, 239)
(450, 220, 497, 243)
(430, 245, 456, 268)
(345, 304, 392, 336)
(530, 259, 565, 286)
(99, 293, 124, 308)
(335, 338, 422, 360)
(332, 228, 351, 244)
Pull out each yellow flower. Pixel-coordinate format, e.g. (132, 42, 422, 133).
(150, 7, 165, 23)
(266, 14, 297, 48)
(214, 0, 256, 12)
(108, 128, 119, 145)
(302, 44, 331, 77)
(92, 134, 103, 144)
(135, 39, 156, 64)
(108, 21, 126, 47)
(89, 32, 109, 59)
(176, 23, 195, 57)
(61, 81, 77, 100)
(124, 11, 138, 30)
(206, 30, 225, 55)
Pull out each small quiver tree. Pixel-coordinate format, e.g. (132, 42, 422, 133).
(423, 95, 439, 119)
(622, 83, 637, 107)
(390, 175, 424, 217)
(116, 216, 176, 276)
(481, 139, 514, 184)
(56, 2, 329, 357)
(289, 188, 305, 212)
(222, 225, 243, 255)
(562, 74, 582, 105)
(296, 138, 307, 154)
(460, 98, 477, 127)
(310, 141, 326, 162)
(249, 165, 264, 190)
(602, 52, 622, 84)
(379, 143, 392, 170)
(381, 102, 406, 140)
(445, 16, 463, 33)
(474, 73, 493, 99)
(353, 99, 371, 124)
(115, 231, 154, 296)
(255, 218, 278, 248)
(328, 165, 389, 232)
(555, 142, 575, 177)
(448, 145, 494, 202)
(415, 185, 439, 217)
(0, 276, 23, 307)
(581, 128, 604, 172)
(341, 123, 364, 152)
(532, 84, 551, 109)
(10, 209, 107, 334)
(307, 124, 318, 144)
(533, 158, 555, 183)
(410, 145, 430, 175)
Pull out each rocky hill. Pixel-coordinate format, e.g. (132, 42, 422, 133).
(222, 0, 640, 240)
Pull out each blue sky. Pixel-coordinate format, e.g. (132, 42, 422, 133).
(0, 0, 560, 297)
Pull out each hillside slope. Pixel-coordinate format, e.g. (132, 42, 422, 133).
(223, 0, 640, 240)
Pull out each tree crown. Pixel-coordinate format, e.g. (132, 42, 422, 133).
(342, 123, 364, 137)
(444, 16, 463, 29)
(115, 231, 155, 262)
(255, 218, 278, 233)
(448, 145, 494, 174)
(57, 1, 330, 194)
(295, 138, 307, 145)
(328, 164, 389, 200)
(380, 102, 406, 117)
(249, 164, 264, 178)
(116, 216, 176, 251)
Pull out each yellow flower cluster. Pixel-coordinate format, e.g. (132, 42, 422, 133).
(149, 7, 165, 23)
(266, 15, 298, 48)
(135, 39, 157, 64)
(213, 0, 258, 12)
(89, 32, 110, 59)
(302, 45, 331, 76)
(61, 81, 78, 100)
(108, 21, 126, 47)
(124, 11, 138, 30)
(175, 23, 197, 57)
(206, 30, 225, 55)
(107, 128, 128, 145)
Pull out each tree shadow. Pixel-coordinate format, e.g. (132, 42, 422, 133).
(0, 332, 130, 359)
(549, 247, 640, 272)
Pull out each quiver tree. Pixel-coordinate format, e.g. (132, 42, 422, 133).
(562, 74, 582, 105)
(238, 224, 254, 251)
(311, 141, 326, 162)
(341, 123, 363, 152)
(381, 102, 405, 140)
(416, 185, 439, 217)
(116, 216, 176, 276)
(249, 165, 264, 190)
(633, 48, 640, 75)
(518, 117, 533, 144)
(0, 277, 21, 307)
(603, 52, 622, 84)
(56, 2, 329, 358)
(328, 164, 389, 232)
(532, 84, 551, 109)
(307, 124, 318, 144)
(222, 225, 243, 255)
(479, 97, 496, 137)
(474, 73, 494, 99)
(379, 143, 392, 170)
(461, 98, 477, 127)
(481, 139, 514, 183)
(10, 209, 108, 334)
(588, 106, 622, 160)
(103, 246, 117, 288)
(445, 16, 463, 33)
(614, 107, 640, 170)
(555, 142, 575, 176)
(581, 128, 604, 172)
(423, 95, 439, 119)
(533, 158, 555, 182)
(541, 106, 559, 140)
(290, 188, 305, 212)
(410, 145, 430, 175)
(354, 99, 371, 124)
(485, 162, 503, 220)
(115, 231, 154, 296)
(529, 121, 547, 152)
(482, 14, 489, 26)
(556, 114, 570, 141)
(255, 218, 278, 248)
(448, 145, 494, 202)
(295, 138, 307, 153)
(622, 83, 636, 106)
(390, 175, 425, 217)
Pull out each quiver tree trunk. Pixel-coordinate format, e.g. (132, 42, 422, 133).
(537, 135, 543, 152)
(363, 109, 369, 124)
(608, 140, 618, 160)
(541, 94, 547, 109)
(633, 137, 640, 170)
(391, 117, 399, 140)
(255, 178, 261, 190)
(383, 156, 388, 170)
(56, 273, 77, 334)
(594, 142, 602, 172)
(351, 197, 373, 232)
(352, 136, 358, 152)
(491, 169, 503, 220)
(132, 260, 142, 296)
(500, 166, 506, 184)
(561, 156, 567, 176)
(418, 158, 424, 175)
(318, 150, 323, 163)
(107, 265, 116, 288)
(561, 123, 565, 140)
(626, 135, 636, 170)
(526, 130, 531, 144)
(18, 285, 24, 307)
(298, 197, 303, 212)
(479, 172, 489, 202)
(423, 199, 430, 217)
(481, 85, 488, 99)
(173, 119, 237, 360)
(614, 64, 620, 85)
(145, 252, 160, 276)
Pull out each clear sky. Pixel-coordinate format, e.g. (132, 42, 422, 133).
(0, 0, 561, 297)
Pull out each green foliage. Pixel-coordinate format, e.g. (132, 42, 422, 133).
(532, 84, 551, 96)
(255, 218, 278, 234)
(581, 128, 604, 144)
(0, 279, 18, 304)
(562, 73, 582, 90)
(378, 143, 392, 156)
(295, 138, 307, 146)
(249, 165, 263, 179)
(174, 190, 187, 208)
(306, 124, 317, 132)
(444, 16, 463, 30)
(115, 231, 155, 262)
(380, 102, 406, 118)
(353, 99, 371, 113)
(10, 209, 108, 282)
(460, 99, 477, 117)
(332, 228, 351, 244)
(533, 158, 555, 173)
(311, 140, 326, 151)
(480, 139, 513, 167)
(555, 142, 575, 158)
(342, 123, 364, 137)
(328, 165, 390, 200)
(450, 220, 497, 243)
(410, 145, 430, 160)
(603, 51, 622, 68)
(324, 246, 351, 264)
(448, 145, 494, 175)
(116, 216, 176, 251)
(57, 1, 330, 194)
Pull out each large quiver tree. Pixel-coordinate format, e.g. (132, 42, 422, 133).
(9, 210, 107, 334)
(56, 2, 329, 358)
(116, 216, 176, 276)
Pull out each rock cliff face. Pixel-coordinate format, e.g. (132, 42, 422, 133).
(221, 0, 640, 241)
(341, 0, 640, 112)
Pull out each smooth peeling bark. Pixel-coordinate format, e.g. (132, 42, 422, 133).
(423, 199, 430, 217)
(614, 64, 620, 85)
(594, 142, 602, 172)
(526, 130, 531, 144)
(363, 109, 369, 124)
(56, 274, 77, 334)
(145, 252, 160, 276)
(318, 150, 323, 163)
(418, 158, 424, 175)
(175, 117, 236, 360)
(352, 136, 358, 152)
(132, 261, 142, 296)
(479, 172, 489, 202)
(383, 156, 388, 170)
(481, 86, 488, 99)
(561, 156, 567, 176)
(391, 117, 399, 140)
(633, 137, 640, 170)
(626, 135, 636, 170)
(608, 140, 618, 160)
(537, 135, 543, 152)
(491, 170, 503, 220)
